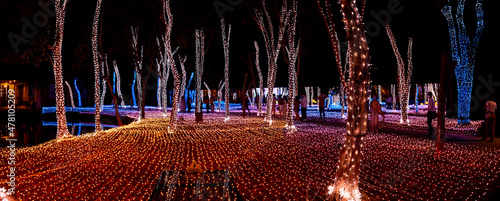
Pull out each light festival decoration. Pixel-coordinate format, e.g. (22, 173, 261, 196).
(386, 25, 413, 125)
(74, 78, 81, 107)
(203, 82, 211, 100)
(131, 71, 137, 107)
(52, 0, 71, 138)
(441, 0, 483, 124)
(318, 0, 371, 199)
(100, 54, 108, 112)
(391, 84, 396, 109)
(179, 55, 187, 106)
(254, 41, 264, 116)
(112, 60, 125, 107)
(195, 29, 205, 114)
(217, 79, 225, 111)
(284, 0, 299, 132)
(64, 81, 75, 108)
(221, 18, 231, 121)
(131, 26, 145, 120)
(155, 47, 164, 109)
(160, 0, 181, 133)
(92, 0, 103, 131)
(255, 0, 289, 124)
(415, 84, 419, 113)
(5, 111, 499, 200)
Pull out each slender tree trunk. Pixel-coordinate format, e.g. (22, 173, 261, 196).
(91, 0, 102, 131)
(221, 19, 231, 121)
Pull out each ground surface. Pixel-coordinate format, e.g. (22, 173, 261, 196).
(1, 106, 500, 200)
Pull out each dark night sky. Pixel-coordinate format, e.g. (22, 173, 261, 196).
(1, 0, 498, 91)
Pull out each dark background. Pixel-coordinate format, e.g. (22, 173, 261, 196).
(1, 0, 498, 119)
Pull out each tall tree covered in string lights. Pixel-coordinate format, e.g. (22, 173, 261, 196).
(284, 0, 299, 132)
(318, 0, 370, 200)
(195, 29, 205, 116)
(441, 0, 484, 124)
(52, 0, 71, 138)
(386, 25, 413, 125)
(221, 18, 232, 121)
(130, 26, 145, 120)
(160, 0, 181, 133)
(91, 0, 102, 131)
(254, 0, 289, 125)
(253, 41, 264, 116)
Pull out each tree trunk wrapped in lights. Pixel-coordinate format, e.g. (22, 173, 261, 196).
(100, 54, 108, 112)
(157, 36, 178, 114)
(217, 79, 224, 112)
(74, 78, 82, 107)
(179, 55, 187, 106)
(441, 0, 483, 125)
(64, 81, 75, 108)
(284, 0, 299, 132)
(131, 26, 145, 120)
(52, 0, 70, 138)
(91, 0, 102, 132)
(318, 0, 370, 200)
(253, 41, 264, 116)
(386, 25, 413, 125)
(195, 29, 205, 121)
(112, 60, 125, 107)
(160, 0, 181, 133)
(221, 18, 231, 122)
(254, 0, 289, 125)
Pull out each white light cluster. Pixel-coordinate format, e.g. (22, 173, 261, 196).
(221, 18, 232, 121)
(386, 25, 413, 125)
(52, 0, 71, 138)
(255, 0, 289, 124)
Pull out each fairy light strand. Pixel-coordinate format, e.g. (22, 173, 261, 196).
(91, 0, 102, 132)
(161, 0, 181, 133)
(221, 18, 231, 121)
(254, 0, 289, 124)
(74, 78, 82, 107)
(253, 41, 264, 116)
(386, 25, 413, 124)
(441, 0, 484, 124)
(284, 0, 299, 132)
(195, 29, 205, 114)
(112, 60, 125, 107)
(52, 0, 71, 138)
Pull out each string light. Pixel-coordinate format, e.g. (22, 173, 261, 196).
(195, 29, 205, 116)
(64, 81, 75, 108)
(52, 0, 71, 138)
(221, 18, 231, 121)
(179, 55, 187, 107)
(284, 0, 299, 132)
(217, 79, 225, 112)
(100, 54, 108, 112)
(5, 111, 498, 200)
(318, 0, 370, 199)
(253, 41, 264, 116)
(254, 0, 289, 124)
(112, 60, 125, 107)
(161, 0, 181, 133)
(131, 26, 145, 120)
(74, 78, 82, 107)
(92, 0, 102, 131)
(386, 25, 413, 125)
(441, 0, 484, 124)
(131, 71, 137, 107)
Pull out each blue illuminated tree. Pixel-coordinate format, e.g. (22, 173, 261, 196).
(441, 0, 484, 124)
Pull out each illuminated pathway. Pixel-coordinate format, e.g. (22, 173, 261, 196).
(1, 110, 499, 200)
